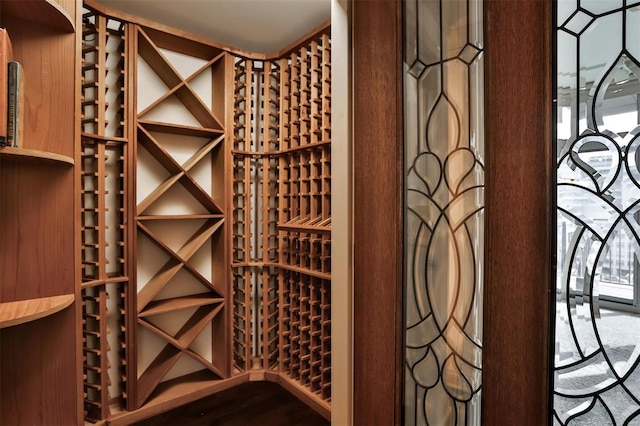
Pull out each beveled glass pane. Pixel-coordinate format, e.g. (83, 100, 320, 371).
(628, 6, 640, 60)
(554, 1, 640, 423)
(404, 0, 484, 424)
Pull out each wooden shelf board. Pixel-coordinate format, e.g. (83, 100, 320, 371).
(274, 263, 331, 281)
(175, 304, 224, 347)
(0, 294, 74, 329)
(0, 147, 74, 165)
(138, 214, 225, 221)
(277, 223, 331, 235)
(138, 120, 224, 138)
(2, 0, 75, 33)
(139, 294, 225, 317)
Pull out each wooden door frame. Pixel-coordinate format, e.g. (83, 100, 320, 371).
(352, 0, 553, 424)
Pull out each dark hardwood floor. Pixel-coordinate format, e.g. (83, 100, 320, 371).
(133, 382, 330, 426)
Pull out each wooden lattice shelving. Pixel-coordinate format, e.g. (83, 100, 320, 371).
(78, 1, 331, 422)
(133, 23, 230, 409)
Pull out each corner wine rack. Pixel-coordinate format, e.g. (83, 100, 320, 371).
(80, 1, 331, 423)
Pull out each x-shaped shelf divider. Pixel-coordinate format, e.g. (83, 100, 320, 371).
(136, 302, 226, 406)
(137, 28, 224, 130)
(136, 218, 224, 312)
(136, 125, 224, 215)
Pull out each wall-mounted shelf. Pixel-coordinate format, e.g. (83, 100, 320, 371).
(0, 294, 75, 329)
(277, 216, 331, 235)
(0, 147, 75, 165)
(2, 0, 75, 33)
(0, 0, 79, 424)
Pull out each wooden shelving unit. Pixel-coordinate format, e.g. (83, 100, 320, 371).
(0, 295, 75, 328)
(78, 1, 331, 422)
(0, 147, 75, 165)
(79, 7, 130, 421)
(0, 0, 80, 424)
(0, 0, 333, 424)
(276, 34, 332, 403)
(133, 23, 230, 409)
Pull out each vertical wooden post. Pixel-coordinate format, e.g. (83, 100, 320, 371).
(352, 0, 403, 424)
(482, 1, 553, 423)
(125, 23, 138, 412)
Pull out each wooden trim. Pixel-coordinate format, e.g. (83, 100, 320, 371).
(482, 0, 553, 424)
(352, 0, 403, 424)
(108, 373, 250, 426)
(126, 22, 139, 412)
(73, 1, 83, 422)
(223, 51, 235, 378)
(83, 0, 257, 59)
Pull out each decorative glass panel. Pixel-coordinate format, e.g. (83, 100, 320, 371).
(403, 0, 484, 424)
(554, 1, 640, 424)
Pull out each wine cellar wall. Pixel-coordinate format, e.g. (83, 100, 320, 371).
(231, 32, 332, 404)
(80, 9, 131, 420)
(80, 3, 331, 422)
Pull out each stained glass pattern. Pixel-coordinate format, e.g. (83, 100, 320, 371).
(403, 0, 484, 424)
(555, 2, 640, 424)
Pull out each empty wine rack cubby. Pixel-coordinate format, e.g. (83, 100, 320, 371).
(79, 1, 332, 423)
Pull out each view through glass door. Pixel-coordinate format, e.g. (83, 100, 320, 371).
(554, 0, 640, 423)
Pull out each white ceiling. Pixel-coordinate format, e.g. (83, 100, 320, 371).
(95, 0, 331, 54)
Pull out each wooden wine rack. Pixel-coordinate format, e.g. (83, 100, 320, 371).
(80, 6, 131, 420)
(230, 58, 282, 373)
(230, 33, 331, 406)
(80, 1, 331, 422)
(277, 34, 331, 403)
(134, 24, 229, 408)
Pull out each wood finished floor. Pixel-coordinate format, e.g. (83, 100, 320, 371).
(132, 382, 330, 426)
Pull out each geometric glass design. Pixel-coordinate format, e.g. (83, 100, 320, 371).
(403, 0, 484, 424)
(554, 3, 640, 424)
(563, 10, 594, 35)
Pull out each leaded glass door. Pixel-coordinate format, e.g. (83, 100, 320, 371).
(355, 0, 551, 423)
(403, 0, 484, 423)
(553, 1, 640, 424)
